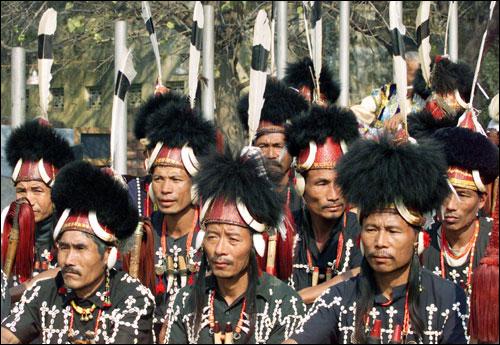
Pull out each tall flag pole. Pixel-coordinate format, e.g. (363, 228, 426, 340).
(457, 1, 496, 135)
(389, 2, 408, 133)
(416, 2, 431, 85)
(189, 1, 204, 109)
(110, 49, 137, 171)
(247, 10, 271, 146)
(37, 8, 57, 121)
(141, 1, 163, 88)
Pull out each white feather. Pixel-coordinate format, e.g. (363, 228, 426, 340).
(416, 2, 431, 84)
(38, 8, 57, 120)
(189, 1, 204, 109)
(142, 1, 162, 85)
(310, 2, 322, 98)
(248, 10, 271, 145)
(389, 2, 408, 126)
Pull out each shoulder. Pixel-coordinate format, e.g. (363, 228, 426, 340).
(110, 270, 155, 304)
(420, 268, 466, 307)
(260, 273, 301, 301)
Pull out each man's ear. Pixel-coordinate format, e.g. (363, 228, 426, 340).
(478, 191, 488, 210)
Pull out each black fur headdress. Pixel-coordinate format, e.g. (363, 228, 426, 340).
(408, 108, 460, 140)
(286, 104, 360, 157)
(134, 92, 186, 141)
(144, 91, 216, 156)
(52, 161, 138, 241)
(430, 57, 474, 102)
(6, 120, 74, 168)
(237, 77, 309, 131)
(194, 150, 284, 228)
(432, 127, 499, 185)
(336, 137, 450, 218)
(283, 57, 340, 104)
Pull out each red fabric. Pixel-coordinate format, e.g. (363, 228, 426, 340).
(276, 206, 296, 281)
(297, 137, 343, 170)
(203, 197, 247, 228)
(1, 199, 35, 280)
(425, 100, 446, 120)
(469, 193, 499, 342)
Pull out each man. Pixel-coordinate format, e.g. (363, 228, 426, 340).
(237, 77, 309, 281)
(422, 127, 498, 301)
(1, 161, 154, 344)
(131, 91, 216, 332)
(162, 148, 305, 344)
(409, 56, 475, 140)
(285, 105, 362, 303)
(285, 136, 467, 344)
(2, 120, 74, 296)
(283, 56, 340, 106)
(351, 51, 429, 139)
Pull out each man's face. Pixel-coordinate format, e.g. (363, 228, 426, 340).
(57, 231, 108, 292)
(442, 187, 486, 231)
(438, 92, 463, 112)
(406, 60, 420, 87)
(303, 169, 345, 220)
(204, 223, 252, 280)
(255, 132, 293, 173)
(15, 180, 53, 223)
(151, 165, 192, 214)
(362, 212, 417, 274)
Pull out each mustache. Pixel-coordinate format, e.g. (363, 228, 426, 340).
(210, 257, 233, 265)
(62, 266, 81, 276)
(367, 251, 394, 259)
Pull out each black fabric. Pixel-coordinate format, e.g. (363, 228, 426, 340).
(164, 272, 305, 344)
(1, 270, 155, 344)
(291, 269, 468, 344)
(421, 217, 492, 292)
(150, 211, 203, 326)
(37, 34, 53, 59)
(291, 210, 362, 291)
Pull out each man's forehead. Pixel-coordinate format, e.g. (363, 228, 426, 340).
(152, 165, 189, 178)
(16, 180, 48, 189)
(255, 132, 286, 145)
(59, 231, 95, 245)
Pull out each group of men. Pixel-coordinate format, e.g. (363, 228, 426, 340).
(0, 50, 499, 345)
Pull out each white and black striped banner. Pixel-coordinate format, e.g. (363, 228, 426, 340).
(110, 49, 137, 169)
(416, 2, 431, 84)
(389, 2, 408, 126)
(248, 10, 271, 145)
(37, 8, 57, 120)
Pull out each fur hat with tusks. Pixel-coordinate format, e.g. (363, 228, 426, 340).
(193, 148, 284, 256)
(336, 137, 450, 226)
(432, 127, 499, 190)
(237, 77, 309, 132)
(286, 104, 360, 158)
(283, 57, 340, 104)
(142, 91, 216, 174)
(6, 120, 75, 186)
(51, 161, 138, 244)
